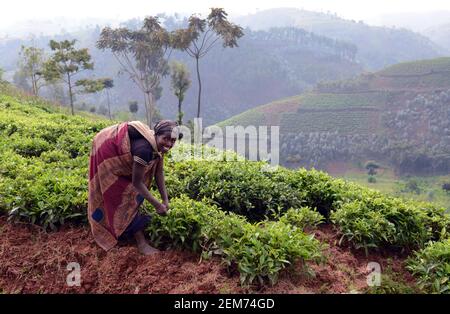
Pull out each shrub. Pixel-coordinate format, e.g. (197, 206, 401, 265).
(365, 160, 380, 176)
(220, 220, 324, 286)
(407, 239, 450, 294)
(278, 207, 324, 229)
(12, 137, 51, 157)
(442, 183, 450, 194)
(331, 196, 450, 253)
(166, 160, 349, 220)
(0, 94, 110, 226)
(166, 160, 306, 221)
(405, 179, 421, 194)
(264, 167, 348, 219)
(146, 196, 325, 286)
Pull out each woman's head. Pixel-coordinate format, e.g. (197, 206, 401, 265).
(154, 120, 183, 154)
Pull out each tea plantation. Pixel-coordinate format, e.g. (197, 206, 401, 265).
(0, 84, 449, 291)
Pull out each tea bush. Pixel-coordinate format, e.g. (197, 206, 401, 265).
(166, 159, 350, 220)
(277, 207, 324, 229)
(146, 196, 325, 285)
(165, 160, 305, 221)
(0, 94, 110, 228)
(331, 196, 450, 252)
(407, 239, 450, 294)
(264, 167, 349, 218)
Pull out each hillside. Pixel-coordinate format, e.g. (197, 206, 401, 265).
(219, 57, 450, 175)
(0, 23, 362, 125)
(234, 8, 444, 70)
(1, 82, 449, 294)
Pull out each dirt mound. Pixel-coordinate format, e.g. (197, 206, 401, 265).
(0, 217, 416, 293)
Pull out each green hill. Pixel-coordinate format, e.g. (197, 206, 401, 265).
(219, 57, 450, 175)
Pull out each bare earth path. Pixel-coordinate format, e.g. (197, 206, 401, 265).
(0, 217, 416, 294)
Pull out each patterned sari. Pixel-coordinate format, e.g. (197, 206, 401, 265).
(87, 121, 161, 250)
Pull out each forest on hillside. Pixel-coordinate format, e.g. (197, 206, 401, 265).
(1, 8, 447, 125)
(0, 15, 363, 125)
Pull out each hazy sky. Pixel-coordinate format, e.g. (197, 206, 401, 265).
(1, 0, 450, 29)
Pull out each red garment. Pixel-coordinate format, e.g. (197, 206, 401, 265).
(87, 121, 161, 250)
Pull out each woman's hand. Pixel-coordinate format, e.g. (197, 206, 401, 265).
(163, 199, 169, 211)
(155, 202, 168, 216)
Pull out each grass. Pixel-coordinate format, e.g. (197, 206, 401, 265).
(217, 109, 267, 127)
(337, 166, 450, 211)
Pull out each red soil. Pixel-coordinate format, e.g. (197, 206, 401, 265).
(0, 217, 416, 294)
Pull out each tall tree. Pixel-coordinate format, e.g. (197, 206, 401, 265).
(75, 77, 114, 119)
(43, 40, 94, 115)
(102, 78, 114, 120)
(173, 8, 243, 118)
(13, 69, 31, 91)
(128, 100, 139, 119)
(17, 45, 46, 96)
(97, 17, 174, 126)
(170, 61, 191, 125)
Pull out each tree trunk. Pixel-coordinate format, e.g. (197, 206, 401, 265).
(31, 74, 37, 96)
(145, 92, 154, 128)
(195, 56, 201, 118)
(149, 92, 154, 128)
(67, 74, 74, 115)
(178, 95, 182, 125)
(106, 89, 112, 120)
(144, 92, 150, 126)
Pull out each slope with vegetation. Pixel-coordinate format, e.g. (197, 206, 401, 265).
(219, 57, 450, 176)
(235, 8, 444, 70)
(0, 82, 449, 292)
(0, 20, 362, 126)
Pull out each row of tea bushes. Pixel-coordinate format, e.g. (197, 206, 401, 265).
(330, 195, 450, 253)
(0, 94, 110, 229)
(164, 157, 352, 220)
(145, 196, 325, 285)
(164, 156, 449, 251)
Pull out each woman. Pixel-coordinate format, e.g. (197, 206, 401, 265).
(88, 120, 181, 255)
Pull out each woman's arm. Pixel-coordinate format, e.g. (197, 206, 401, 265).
(132, 161, 167, 215)
(154, 158, 169, 207)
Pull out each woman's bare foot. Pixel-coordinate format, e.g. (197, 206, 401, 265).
(134, 230, 159, 255)
(137, 242, 160, 255)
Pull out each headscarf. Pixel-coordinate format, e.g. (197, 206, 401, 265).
(154, 120, 183, 139)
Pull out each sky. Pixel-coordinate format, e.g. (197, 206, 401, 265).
(1, 0, 450, 30)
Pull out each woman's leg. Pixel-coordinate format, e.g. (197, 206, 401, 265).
(121, 212, 159, 255)
(134, 230, 159, 255)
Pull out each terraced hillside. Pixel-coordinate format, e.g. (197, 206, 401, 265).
(219, 57, 450, 175)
